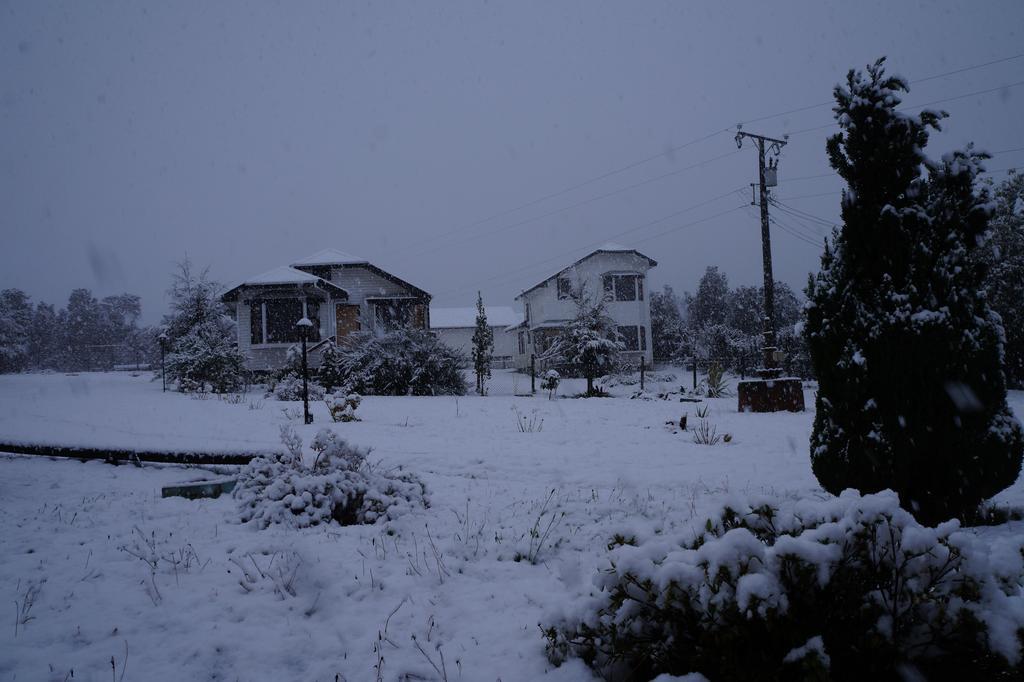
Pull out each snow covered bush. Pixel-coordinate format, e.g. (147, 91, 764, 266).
(703, 362, 729, 398)
(327, 329, 467, 396)
(271, 373, 326, 401)
(266, 345, 325, 401)
(540, 369, 560, 399)
(545, 490, 1024, 681)
(234, 427, 427, 529)
(325, 391, 361, 422)
(805, 58, 1024, 524)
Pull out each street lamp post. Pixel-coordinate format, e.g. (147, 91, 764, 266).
(158, 332, 169, 392)
(296, 317, 314, 424)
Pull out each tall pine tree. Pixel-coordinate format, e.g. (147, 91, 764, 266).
(471, 291, 493, 395)
(980, 173, 1024, 388)
(805, 58, 1023, 524)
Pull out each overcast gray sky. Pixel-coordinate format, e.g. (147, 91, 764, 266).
(3, 0, 1023, 323)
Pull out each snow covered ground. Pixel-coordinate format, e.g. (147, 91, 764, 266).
(1, 371, 1022, 681)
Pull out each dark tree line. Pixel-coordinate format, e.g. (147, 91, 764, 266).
(650, 267, 810, 377)
(0, 287, 157, 373)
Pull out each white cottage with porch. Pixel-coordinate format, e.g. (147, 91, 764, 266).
(221, 249, 431, 371)
(509, 244, 656, 370)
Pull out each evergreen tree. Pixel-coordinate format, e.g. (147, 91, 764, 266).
(471, 291, 493, 395)
(650, 285, 687, 362)
(560, 282, 622, 395)
(805, 58, 1024, 524)
(163, 258, 246, 392)
(980, 172, 1024, 388)
(62, 288, 103, 370)
(0, 288, 32, 372)
(685, 266, 730, 330)
(26, 301, 60, 370)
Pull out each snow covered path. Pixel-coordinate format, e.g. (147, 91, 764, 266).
(1, 373, 1021, 681)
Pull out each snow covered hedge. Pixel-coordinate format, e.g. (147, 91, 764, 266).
(321, 330, 467, 396)
(234, 427, 428, 529)
(544, 490, 1024, 681)
(266, 345, 326, 401)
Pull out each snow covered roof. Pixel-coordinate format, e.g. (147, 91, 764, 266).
(531, 319, 571, 330)
(220, 266, 348, 302)
(515, 245, 657, 300)
(243, 266, 322, 286)
(291, 249, 368, 267)
(430, 305, 522, 329)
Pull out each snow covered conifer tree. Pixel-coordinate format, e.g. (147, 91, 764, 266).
(163, 258, 246, 393)
(471, 291, 493, 395)
(0, 289, 32, 373)
(805, 58, 1023, 524)
(561, 282, 622, 396)
(981, 173, 1024, 388)
(650, 285, 687, 362)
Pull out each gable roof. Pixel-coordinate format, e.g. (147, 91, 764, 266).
(290, 248, 431, 300)
(220, 266, 348, 302)
(515, 244, 657, 300)
(430, 305, 522, 329)
(290, 248, 369, 267)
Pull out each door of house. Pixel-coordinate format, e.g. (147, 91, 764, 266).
(335, 304, 361, 339)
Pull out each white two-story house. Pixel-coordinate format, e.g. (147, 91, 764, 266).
(221, 249, 431, 372)
(509, 244, 656, 370)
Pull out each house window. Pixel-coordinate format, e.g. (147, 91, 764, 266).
(556, 277, 573, 300)
(617, 325, 641, 352)
(265, 299, 305, 343)
(640, 325, 647, 351)
(603, 274, 643, 302)
(524, 302, 531, 326)
(249, 301, 263, 344)
(518, 331, 526, 355)
(250, 298, 321, 344)
(374, 300, 424, 331)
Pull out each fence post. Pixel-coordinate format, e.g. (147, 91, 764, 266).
(530, 354, 536, 395)
(640, 356, 646, 391)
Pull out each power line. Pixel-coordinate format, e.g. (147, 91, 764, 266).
(774, 191, 842, 201)
(739, 52, 1024, 127)
(392, 128, 731, 257)
(768, 214, 825, 250)
(770, 199, 836, 228)
(786, 80, 1024, 138)
(403, 149, 743, 259)
(432, 201, 747, 299)
(772, 206, 832, 241)
(402, 52, 1024, 261)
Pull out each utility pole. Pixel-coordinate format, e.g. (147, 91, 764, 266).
(733, 127, 804, 413)
(735, 127, 787, 377)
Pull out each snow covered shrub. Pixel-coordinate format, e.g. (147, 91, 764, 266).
(325, 391, 362, 422)
(540, 369, 560, 399)
(271, 373, 326, 401)
(234, 428, 427, 529)
(267, 345, 326, 401)
(691, 417, 720, 445)
(544, 490, 1024, 681)
(806, 59, 1024, 525)
(703, 362, 729, 398)
(329, 329, 467, 396)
